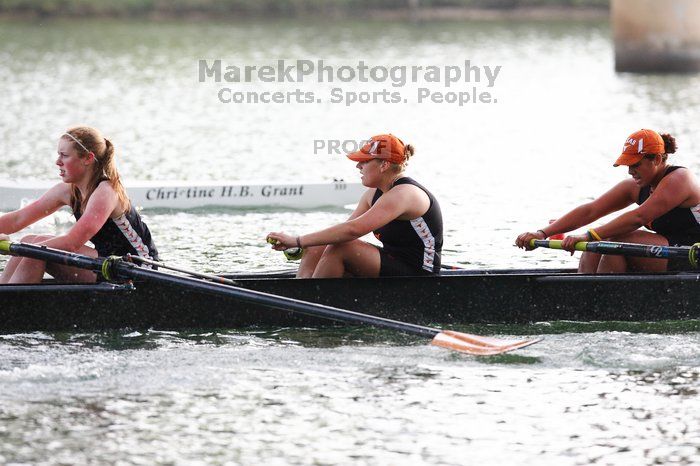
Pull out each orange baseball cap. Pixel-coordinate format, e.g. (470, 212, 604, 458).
(614, 129, 665, 167)
(347, 134, 406, 164)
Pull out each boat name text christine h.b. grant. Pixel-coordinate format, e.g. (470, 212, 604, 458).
(145, 184, 307, 201)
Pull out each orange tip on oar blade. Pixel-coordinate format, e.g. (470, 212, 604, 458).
(431, 330, 541, 356)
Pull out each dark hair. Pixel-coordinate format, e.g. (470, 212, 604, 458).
(643, 132, 676, 163)
(661, 133, 677, 154)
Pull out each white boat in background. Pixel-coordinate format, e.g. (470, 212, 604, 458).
(0, 179, 363, 211)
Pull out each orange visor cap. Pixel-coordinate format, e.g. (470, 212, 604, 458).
(614, 129, 665, 167)
(347, 134, 406, 164)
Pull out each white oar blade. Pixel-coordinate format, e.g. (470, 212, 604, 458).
(431, 330, 541, 356)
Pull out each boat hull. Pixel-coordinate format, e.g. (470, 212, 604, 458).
(2, 269, 699, 332)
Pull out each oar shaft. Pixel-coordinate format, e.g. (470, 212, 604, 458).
(126, 255, 239, 286)
(1, 241, 104, 272)
(0, 241, 438, 338)
(123, 265, 438, 337)
(530, 239, 696, 265)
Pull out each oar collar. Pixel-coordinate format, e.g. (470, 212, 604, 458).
(101, 256, 125, 282)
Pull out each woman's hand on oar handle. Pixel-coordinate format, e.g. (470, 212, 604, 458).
(561, 233, 588, 255)
(266, 232, 298, 251)
(515, 230, 547, 250)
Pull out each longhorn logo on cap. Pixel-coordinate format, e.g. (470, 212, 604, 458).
(367, 140, 381, 155)
(623, 137, 645, 153)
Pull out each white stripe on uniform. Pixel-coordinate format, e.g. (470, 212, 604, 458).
(691, 203, 700, 225)
(410, 217, 436, 272)
(113, 214, 151, 258)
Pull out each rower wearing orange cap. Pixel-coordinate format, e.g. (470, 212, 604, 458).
(516, 129, 700, 272)
(267, 134, 443, 278)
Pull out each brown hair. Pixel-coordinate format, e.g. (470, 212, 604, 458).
(661, 133, 677, 155)
(643, 132, 677, 163)
(63, 126, 130, 214)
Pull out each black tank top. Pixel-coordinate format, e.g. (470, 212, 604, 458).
(74, 205, 159, 260)
(637, 166, 700, 238)
(371, 177, 443, 274)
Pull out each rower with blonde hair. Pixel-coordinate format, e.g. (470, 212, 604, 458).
(268, 133, 443, 278)
(0, 126, 158, 283)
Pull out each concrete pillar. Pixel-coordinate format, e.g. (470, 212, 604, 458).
(612, 0, 700, 72)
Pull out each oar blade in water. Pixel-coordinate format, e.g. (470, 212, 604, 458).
(431, 330, 541, 355)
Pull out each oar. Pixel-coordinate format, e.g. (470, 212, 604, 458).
(124, 254, 245, 284)
(0, 240, 540, 356)
(529, 239, 700, 268)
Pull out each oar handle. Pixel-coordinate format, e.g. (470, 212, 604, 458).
(266, 237, 304, 260)
(529, 239, 588, 251)
(0, 239, 113, 275)
(529, 238, 700, 268)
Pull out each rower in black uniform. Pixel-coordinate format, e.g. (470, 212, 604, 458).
(0, 126, 158, 284)
(516, 129, 700, 273)
(370, 177, 442, 275)
(267, 133, 443, 278)
(73, 186, 158, 261)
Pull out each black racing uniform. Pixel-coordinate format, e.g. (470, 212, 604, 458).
(637, 166, 700, 270)
(74, 204, 158, 261)
(371, 177, 443, 276)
